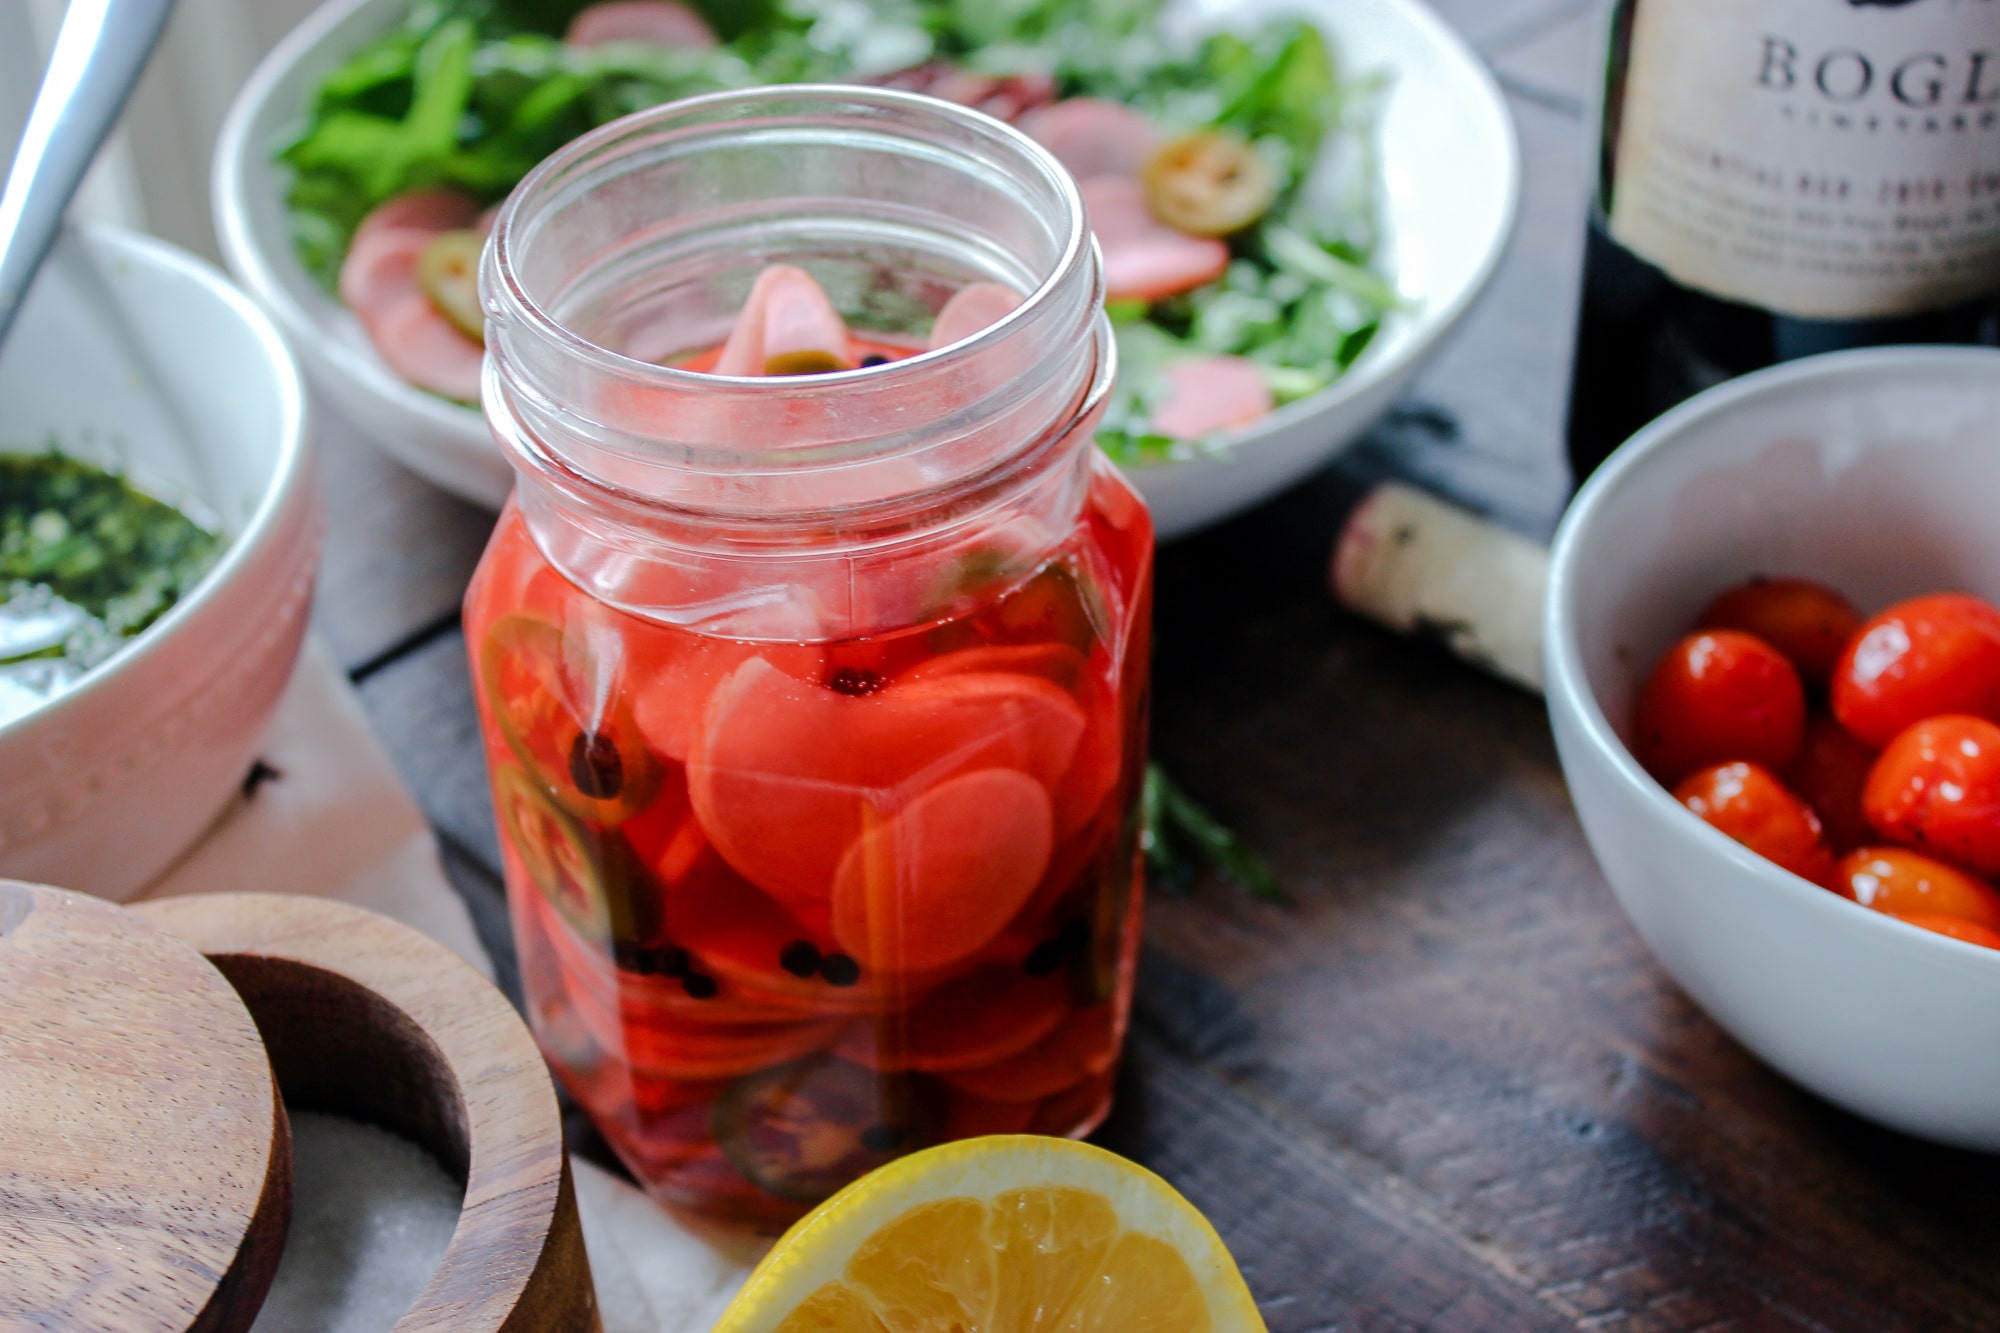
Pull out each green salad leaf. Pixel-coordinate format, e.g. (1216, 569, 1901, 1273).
(281, 0, 1395, 461)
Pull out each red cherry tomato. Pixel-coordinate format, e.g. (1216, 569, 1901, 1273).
(1861, 714, 2000, 877)
(1672, 762, 1834, 886)
(1887, 913, 2000, 950)
(1697, 577, 1863, 686)
(1829, 847, 2000, 929)
(1633, 631, 1806, 785)
(1831, 593, 2000, 747)
(1784, 713, 1877, 854)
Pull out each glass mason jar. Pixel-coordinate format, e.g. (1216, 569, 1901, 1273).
(465, 87, 1154, 1225)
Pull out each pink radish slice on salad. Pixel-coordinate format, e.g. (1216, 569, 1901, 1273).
(1078, 175, 1230, 304)
(339, 207, 485, 404)
(1149, 357, 1274, 441)
(1021, 99, 1163, 180)
(565, 1, 716, 48)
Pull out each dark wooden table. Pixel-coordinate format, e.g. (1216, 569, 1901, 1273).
(313, 2, 2000, 1325)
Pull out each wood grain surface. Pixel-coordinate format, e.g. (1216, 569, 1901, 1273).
(133, 892, 601, 1333)
(294, 2, 2000, 1327)
(0, 881, 290, 1333)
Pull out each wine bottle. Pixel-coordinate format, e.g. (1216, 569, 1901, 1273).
(1565, 0, 2000, 483)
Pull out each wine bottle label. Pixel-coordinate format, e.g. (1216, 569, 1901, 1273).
(1607, 0, 2000, 320)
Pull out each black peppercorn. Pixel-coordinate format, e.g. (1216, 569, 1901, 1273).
(780, 939, 823, 978)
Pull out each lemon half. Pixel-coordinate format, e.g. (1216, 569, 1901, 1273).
(715, 1135, 1267, 1332)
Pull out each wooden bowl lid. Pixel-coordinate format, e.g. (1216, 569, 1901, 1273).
(134, 891, 601, 1332)
(0, 881, 290, 1332)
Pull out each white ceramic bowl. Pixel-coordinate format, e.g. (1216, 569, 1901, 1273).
(212, 0, 1516, 536)
(1545, 347, 2000, 1152)
(0, 226, 317, 902)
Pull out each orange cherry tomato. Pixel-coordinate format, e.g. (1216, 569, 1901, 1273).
(1887, 913, 2000, 950)
(1830, 847, 2000, 929)
(1861, 714, 2000, 877)
(1784, 713, 1877, 854)
(1672, 762, 1834, 886)
(1634, 631, 1806, 785)
(1697, 577, 1863, 686)
(1831, 593, 2000, 747)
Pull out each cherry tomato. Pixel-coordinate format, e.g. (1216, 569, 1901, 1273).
(1672, 762, 1834, 886)
(1784, 713, 1877, 854)
(1861, 714, 2000, 877)
(1829, 847, 2000, 929)
(1831, 593, 2000, 747)
(1697, 577, 1862, 686)
(1633, 631, 1806, 784)
(1887, 913, 2000, 950)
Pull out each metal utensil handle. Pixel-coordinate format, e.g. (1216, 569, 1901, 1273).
(0, 0, 177, 347)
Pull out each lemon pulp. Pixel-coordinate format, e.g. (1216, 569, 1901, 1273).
(774, 1185, 1211, 1331)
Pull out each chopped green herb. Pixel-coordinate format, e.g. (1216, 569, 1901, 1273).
(0, 450, 221, 727)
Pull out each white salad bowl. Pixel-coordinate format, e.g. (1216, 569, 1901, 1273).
(1545, 347, 2000, 1152)
(0, 226, 317, 902)
(213, 0, 1516, 535)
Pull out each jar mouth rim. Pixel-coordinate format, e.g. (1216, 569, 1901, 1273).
(486, 83, 1092, 393)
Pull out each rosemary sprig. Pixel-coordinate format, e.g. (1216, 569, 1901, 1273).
(1141, 763, 1284, 903)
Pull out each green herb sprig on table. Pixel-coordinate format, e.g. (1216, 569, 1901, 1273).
(1142, 763, 1283, 903)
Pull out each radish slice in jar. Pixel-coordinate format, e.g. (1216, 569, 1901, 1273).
(714, 265, 855, 376)
(927, 283, 1024, 351)
(830, 768, 1055, 973)
(1079, 176, 1230, 303)
(566, 0, 716, 48)
(1149, 355, 1274, 440)
(1021, 99, 1164, 180)
(687, 659, 1084, 906)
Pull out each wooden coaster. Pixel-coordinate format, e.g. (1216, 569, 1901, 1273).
(0, 881, 290, 1332)
(135, 892, 601, 1333)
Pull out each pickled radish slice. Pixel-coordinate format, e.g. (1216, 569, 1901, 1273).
(1021, 98, 1164, 179)
(353, 188, 479, 251)
(831, 769, 1055, 973)
(616, 1012, 846, 1082)
(565, 0, 716, 47)
(837, 969, 1069, 1072)
(904, 643, 1088, 692)
(690, 658, 1084, 904)
(940, 1002, 1118, 1102)
(632, 640, 822, 762)
(716, 265, 854, 377)
(942, 1090, 1039, 1138)
(927, 283, 1024, 351)
(661, 839, 926, 1017)
(1080, 176, 1230, 303)
(1150, 356, 1274, 441)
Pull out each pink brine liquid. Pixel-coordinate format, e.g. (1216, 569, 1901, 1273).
(465, 461, 1152, 1225)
